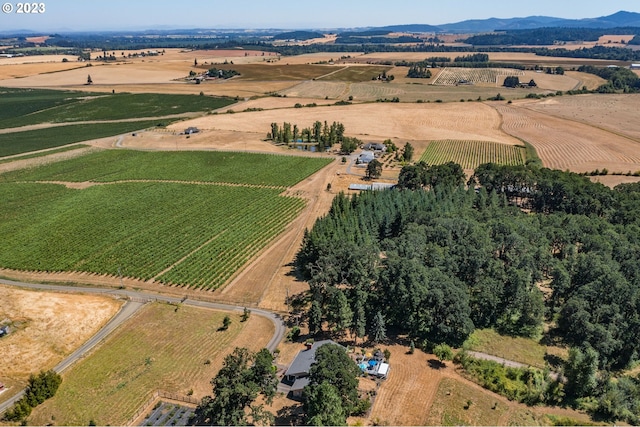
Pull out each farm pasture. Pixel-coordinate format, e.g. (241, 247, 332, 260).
(495, 102, 640, 174)
(0, 286, 122, 399)
(564, 71, 607, 90)
(317, 65, 392, 82)
(27, 303, 274, 426)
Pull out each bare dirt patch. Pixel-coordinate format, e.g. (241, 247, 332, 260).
(0, 285, 122, 388)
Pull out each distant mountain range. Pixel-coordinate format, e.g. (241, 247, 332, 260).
(374, 11, 640, 34)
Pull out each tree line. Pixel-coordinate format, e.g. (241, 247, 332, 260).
(268, 121, 348, 151)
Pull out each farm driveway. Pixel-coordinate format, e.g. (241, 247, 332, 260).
(0, 278, 286, 415)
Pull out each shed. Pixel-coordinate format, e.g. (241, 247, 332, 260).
(376, 362, 390, 378)
(631, 64, 640, 69)
(184, 127, 200, 135)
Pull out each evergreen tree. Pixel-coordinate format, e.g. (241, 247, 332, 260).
(369, 311, 387, 344)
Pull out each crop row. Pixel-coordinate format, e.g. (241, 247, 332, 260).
(0, 149, 333, 188)
(0, 182, 304, 289)
(432, 68, 524, 86)
(419, 140, 526, 169)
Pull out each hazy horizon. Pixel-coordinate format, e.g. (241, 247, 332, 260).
(0, 0, 638, 32)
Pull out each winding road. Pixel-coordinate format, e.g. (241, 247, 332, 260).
(0, 277, 286, 415)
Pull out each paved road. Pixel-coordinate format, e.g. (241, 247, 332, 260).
(0, 278, 286, 414)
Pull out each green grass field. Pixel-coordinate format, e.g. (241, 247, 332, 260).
(425, 378, 548, 426)
(28, 303, 272, 426)
(419, 139, 526, 169)
(463, 329, 568, 369)
(0, 150, 331, 289)
(0, 89, 236, 129)
(0, 121, 165, 158)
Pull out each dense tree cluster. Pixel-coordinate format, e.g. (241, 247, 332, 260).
(406, 65, 432, 78)
(192, 347, 277, 426)
(3, 370, 62, 422)
(454, 53, 489, 62)
(206, 67, 240, 79)
(268, 121, 346, 150)
(578, 64, 640, 93)
(303, 344, 365, 425)
(296, 164, 640, 371)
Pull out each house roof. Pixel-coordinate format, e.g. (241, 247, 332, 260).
(284, 340, 341, 378)
(291, 376, 310, 392)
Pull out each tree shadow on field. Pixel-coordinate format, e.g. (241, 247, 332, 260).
(428, 358, 446, 370)
(275, 403, 305, 426)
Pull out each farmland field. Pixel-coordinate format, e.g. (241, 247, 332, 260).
(27, 303, 274, 426)
(0, 90, 236, 129)
(0, 150, 331, 289)
(419, 140, 526, 169)
(0, 121, 165, 158)
(431, 67, 525, 86)
(0, 286, 122, 402)
(317, 65, 392, 82)
(0, 149, 332, 186)
(496, 102, 640, 174)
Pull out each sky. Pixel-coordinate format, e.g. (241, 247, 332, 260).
(1, 0, 639, 32)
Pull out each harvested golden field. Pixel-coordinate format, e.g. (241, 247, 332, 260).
(173, 102, 521, 148)
(524, 94, 640, 140)
(520, 71, 581, 91)
(0, 54, 71, 64)
(0, 285, 122, 393)
(590, 175, 640, 188)
(564, 71, 607, 90)
(0, 61, 87, 79)
(350, 51, 612, 65)
(495, 101, 640, 174)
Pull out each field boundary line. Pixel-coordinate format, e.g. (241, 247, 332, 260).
(24, 179, 288, 191)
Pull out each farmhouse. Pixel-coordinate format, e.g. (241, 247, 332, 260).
(358, 150, 375, 164)
(284, 340, 343, 398)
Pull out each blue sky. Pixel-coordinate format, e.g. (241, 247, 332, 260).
(1, 0, 639, 32)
